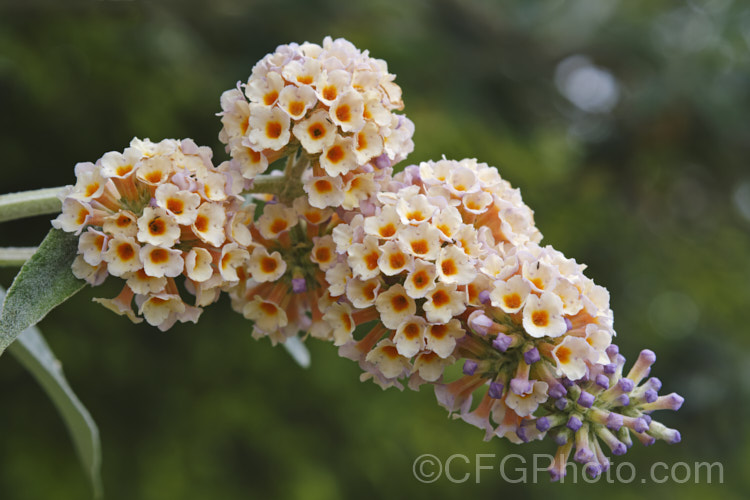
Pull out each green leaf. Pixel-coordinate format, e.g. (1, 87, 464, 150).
(0, 186, 65, 223)
(1, 288, 102, 499)
(0, 246, 38, 267)
(0, 228, 85, 355)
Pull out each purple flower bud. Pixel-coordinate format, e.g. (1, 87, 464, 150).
(510, 378, 533, 396)
(585, 463, 602, 479)
(612, 442, 627, 455)
(641, 434, 656, 446)
(516, 427, 530, 443)
(647, 377, 663, 391)
(492, 334, 512, 352)
(291, 278, 307, 294)
(640, 349, 657, 364)
(615, 394, 630, 406)
(665, 393, 685, 410)
(567, 416, 583, 431)
(553, 432, 568, 446)
(603, 363, 616, 375)
(575, 447, 594, 464)
(549, 468, 563, 482)
(478, 290, 491, 305)
(578, 391, 595, 408)
(626, 349, 657, 385)
(641, 414, 652, 425)
(462, 360, 478, 376)
(468, 312, 494, 335)
(632, 418, 649, 433)
(644, 389, 658, 404)
(606, 344, 619, 357)
(373, 153, 391, 170)
(536, 417, 551, 432)
(488, 382, 504, 399)
(524, 347, 541, 365)
(555, 398, 568, 411)
(667, 430, 681, 444)
(149, 197, 158, 208)
(548, 383, 567, 400)
(402, 164, 421, 181)
(172, 171, 190, 190)
(565, 317, 573, 331)
(595, 374, 610, 389)
(618, 378, 635, 393)
(606, 413, 623, 430)
(561, 377, 574, 388)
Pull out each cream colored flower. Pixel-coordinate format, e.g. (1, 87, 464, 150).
(103, 236, 142, 277)
(185, 247, 214, 282)
(292, 109, 337, 154)
(522, 291, 567, 338)
(490, 275, 531, 314)
(505, 380, 548, 417)
(257, 202, 298, 240)
(375, 284, 417, 329)
(422, 283, 466, 324)
(140, 244, 184, 278)
(137, 207, 180, 247)
(365, 339, 410, 379)
(248, 247, 286, 283)
(436, 245, 476, 285)
(403, 259, 437, 299)
(393, 316, 426, 358)
(247, 104, 291, 151)
(377, 240, 413, 276)
(192, 202, 227, 247)
(425, 319, 464, 359)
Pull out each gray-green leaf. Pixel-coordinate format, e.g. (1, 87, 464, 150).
(0, 228, 85, 355)
(1, 288, 102, 499)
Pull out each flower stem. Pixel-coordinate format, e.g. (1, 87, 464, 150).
(0, 247, 37, 267)
(242, 151, 310, 204)
(0, 187, 65, 223)
(244, 175, 288, 195)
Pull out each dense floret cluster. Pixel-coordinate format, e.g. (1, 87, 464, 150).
(53, 37, 682, 480)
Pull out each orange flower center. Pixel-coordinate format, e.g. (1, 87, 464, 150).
(336, 104, 351, 123)
(117, 243, 135, 261)
(532, 310, 549, 327)
(149, 248, 169, 264)
(308, 123, 326, 139)
(260, 257, 278, 273)
(166, 198, 184, 215)
(441, 259, 457, 276)
(148, 218, 166, 236)
(391, 294, 409, 312)
(266, 121, 283, 139)
(270, 218, 288, 234)
(379, 224, 396, 238)
(556, 345, 571, 364)
(389, 253, 406, 270)
(431, 290, 450, 307)
(194, 215, 209, 232)
(504, 293, 521, 309)
(326, 145, 345, 164)
(263, 90, 278, 106)
(410, 240, 428, 255)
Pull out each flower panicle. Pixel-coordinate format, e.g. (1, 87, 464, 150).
(51, 36, 682, 481)
(53, 137, 257, 330)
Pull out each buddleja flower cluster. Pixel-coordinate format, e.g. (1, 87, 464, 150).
(53, 37, 682, 480)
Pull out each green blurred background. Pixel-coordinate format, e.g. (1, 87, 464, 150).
(1, 0, 748, 498)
